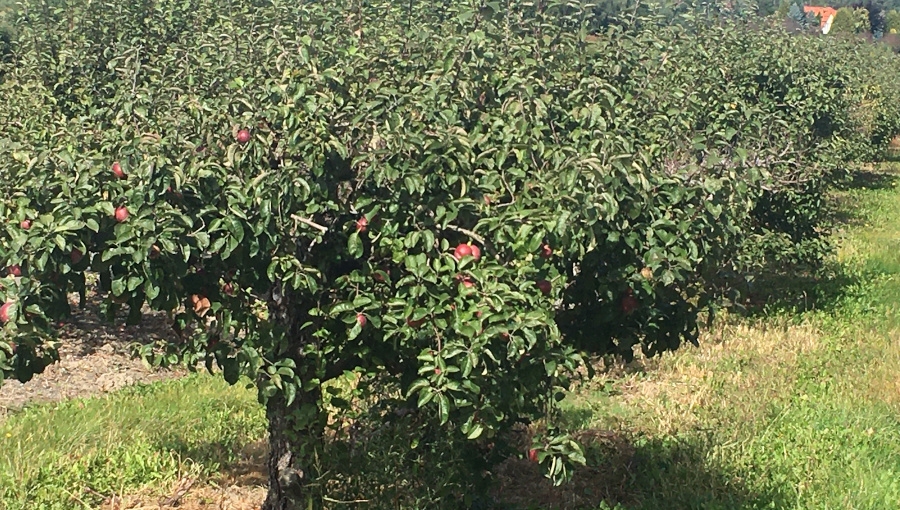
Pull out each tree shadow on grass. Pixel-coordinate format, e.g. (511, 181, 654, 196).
(152, 435, 268, 486)
(732, 168, 898, 317)
(491, 429, 789, 510)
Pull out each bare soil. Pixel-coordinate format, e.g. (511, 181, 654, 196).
(0, 287, 186, 419)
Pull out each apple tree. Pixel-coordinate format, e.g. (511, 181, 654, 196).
(3, 0, 900, 507)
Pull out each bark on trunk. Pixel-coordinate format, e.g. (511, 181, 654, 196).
(261, 389, 323, 510)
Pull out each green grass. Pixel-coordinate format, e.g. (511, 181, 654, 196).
(0, 374, 266, 509)
(554, 164, 900, 510)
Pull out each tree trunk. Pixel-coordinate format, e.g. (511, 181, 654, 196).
(261, 388, 323, 510)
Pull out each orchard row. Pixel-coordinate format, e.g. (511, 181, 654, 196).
(1, 0, 899, 502)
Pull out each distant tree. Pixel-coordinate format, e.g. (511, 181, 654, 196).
(789, 2, 811, 27)
(886, 8, 900, 31)
(831, 6, 871, 32)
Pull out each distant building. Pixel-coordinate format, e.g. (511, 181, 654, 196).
(804, 6, 837, 34)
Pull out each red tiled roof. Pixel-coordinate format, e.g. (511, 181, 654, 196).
(803, 5, 837, 23)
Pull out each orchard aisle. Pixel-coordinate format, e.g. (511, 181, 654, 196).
(555, 164, 900, 509)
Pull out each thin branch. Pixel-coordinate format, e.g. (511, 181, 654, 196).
(323, 496, 371, 504)
(445, 224, 485, 246)
(290, 214, 328, 234)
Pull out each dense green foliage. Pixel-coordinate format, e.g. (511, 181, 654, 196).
(1, 0, 900, 506)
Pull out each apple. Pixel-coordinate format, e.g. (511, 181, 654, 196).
(528, 449, 539, 463)
(434, 368, 442, 375)
(20, 219, 31, 230)
(540, 244, 553, 258)
(620, 290, 638, 315)
(356, 216, 368, 233)
(70, 248, 84, 265)
(536, 279, 551, 296)
(7, 265, 22, 277)
(356, 313, 367, 327)
(0, 302, 12, 323)
(115, 206, 129, 222)
(470, 244, 482, 261)
(453, 243, 473, 260)
(641, 267, 653, 280)
(149, 245, 161, 259)
(111, 161, 125, 179)
(222, 282, 236, 296)
(236, 129, 251, 144)
(407, 317, 426, 328)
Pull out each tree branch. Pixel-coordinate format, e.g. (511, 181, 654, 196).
(290, 214, 328, 234)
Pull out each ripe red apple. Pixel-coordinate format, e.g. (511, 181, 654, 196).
(356, 313, 367, 327)
(470, 244, 481, 261)
(540, 244, 553, 258)
(407, 317, 426, 328)
(20, 219, 31, 230)
(356, 216, 368, 233)
(536, 279, 552, 296)
(0, 302, 12, 323)
(434, 368, 442, 375)
(7, 265, 22, 277)
(453, 243, 473, 260)
(236, 129, 251, 144)
(621, 292, 639, 315)
(111, 161, 125, 179)
(70, 248, 84, 265)
(114, 206, 129, 222)
(528, 449, 539, 463)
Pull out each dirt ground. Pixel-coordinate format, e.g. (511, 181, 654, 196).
(0, 288, 185, 419)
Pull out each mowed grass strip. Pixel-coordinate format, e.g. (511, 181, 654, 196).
(553, 165, 900, 510)
(0, 373, 266, 510)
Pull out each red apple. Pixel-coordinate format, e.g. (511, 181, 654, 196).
(114, 206, 129, 222)
(540, 244, 553, 258)
(0, 302, 12, 323)
(536, 279, 552, 296)
(356, 216, 368, 233)
(7, 265, 21, 277)
(20, 219, 31, 230)
(453, 243, 473, 260)
(236, 129, 251, 144)
(407, 317, 426, 328)
(149, 245, 161, 259)
(356, 313, 367, 327)
(70, 248, 83, 265)
(621, 292, 639, 315)
(222, 282, 236, 296)
(111, 162, 125, 179)
(470, 244, 482, 261)
(528, 449, 540, 463)
(434, 368, 442, 375)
